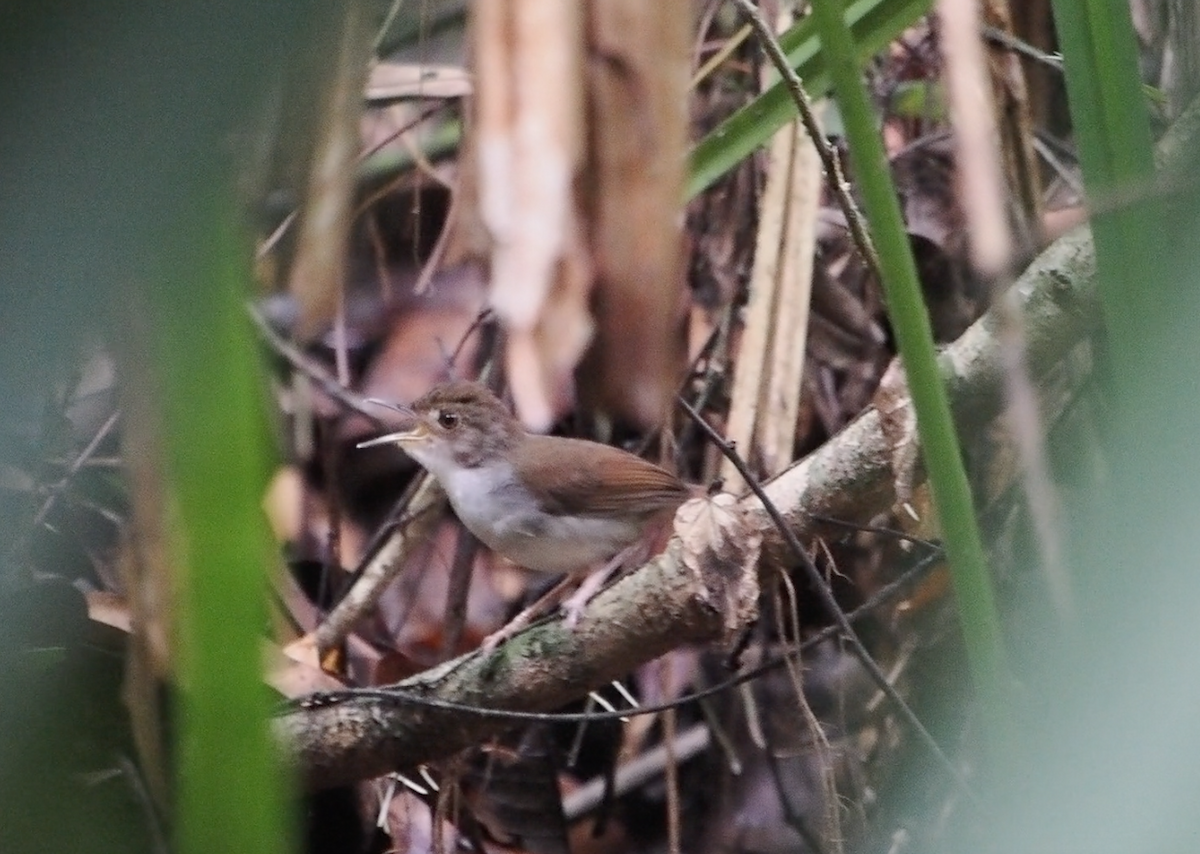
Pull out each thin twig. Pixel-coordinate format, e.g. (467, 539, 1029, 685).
(730, 0, 881, 282)
(776, 571, 842, 854)
(30, 408, 121, 533)
(413, 181, 459, 294)
(258, 210, 297, 260)
(663, 686, 681, 854)
(562, 722, 712, 821)
(448, 309, 495, 370)
(675, 309, 735, 462)
(691, 23, 753, 89)
(981, 24, 1063, 71)
(439, 524, 478, 661)
(765, 747, 829, 854)
(362, 101, 449, 163)
(114, 753, 170, 854)
(247, 303, 383, 423)
(676, 395, 976, 801)
(256, 101, 450, 263)
(320, 413, 345, 608)
(372, 0, 407, 56)
(803, 511, 943, 552)
(634, 305, 730, 458)
(314, 475, 444, 651)
(1031, 134, 1084, 196)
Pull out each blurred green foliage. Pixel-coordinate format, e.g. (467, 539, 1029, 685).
(0, 1, 318, 851)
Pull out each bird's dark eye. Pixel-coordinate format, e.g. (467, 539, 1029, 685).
(437, 410, 459, 430)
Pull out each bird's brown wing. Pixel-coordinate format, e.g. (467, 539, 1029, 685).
(522, 435, 690, 518)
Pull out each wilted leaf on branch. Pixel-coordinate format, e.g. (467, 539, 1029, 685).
(675, 493, 761, 644)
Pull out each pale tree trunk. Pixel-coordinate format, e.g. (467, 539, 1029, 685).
(459, 0, 690, 430)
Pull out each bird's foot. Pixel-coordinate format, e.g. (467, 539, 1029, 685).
(479, 572, 579, 652)
(560, 547, 639, 628)
(560, 565, 615, 628)
(480, 615, 531, 653)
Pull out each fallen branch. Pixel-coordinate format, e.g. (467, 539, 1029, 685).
(274, 225, 1100, 789)
(277, 536, 734, 788)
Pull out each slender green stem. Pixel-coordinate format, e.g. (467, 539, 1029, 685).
(1050, 0, 1165, 399)
(809, 0, 1015, 756)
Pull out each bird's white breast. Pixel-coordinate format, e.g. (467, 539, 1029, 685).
(438, 462, 639, 573)
(439, 463, 526, 535)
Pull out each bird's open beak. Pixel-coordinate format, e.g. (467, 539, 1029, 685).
(356, 429, 422, 449)
(357, 398, 425, 449)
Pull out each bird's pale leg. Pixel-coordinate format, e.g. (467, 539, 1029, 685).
(480, 570, 584, 652)
(481, 541, 652, 650)
(562, 541, 650, 628)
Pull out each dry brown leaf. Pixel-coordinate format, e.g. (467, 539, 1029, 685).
(675, 494, 761, 644)
(268, 637, 345, 698)
(355, 264, 488, 411)
(282, 632, 322, 670)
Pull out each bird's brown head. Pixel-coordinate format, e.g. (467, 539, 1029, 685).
(358, 381, 523, 473)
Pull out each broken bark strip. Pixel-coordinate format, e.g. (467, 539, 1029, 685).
(275, 225, 1100, 789)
